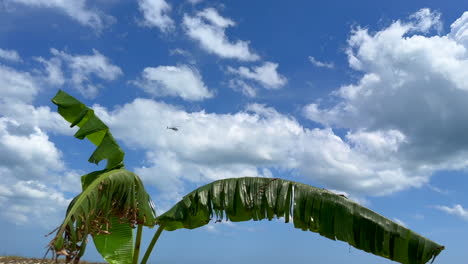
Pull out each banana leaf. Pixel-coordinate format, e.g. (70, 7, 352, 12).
(157, 177, 444, 264)
(52, 90, 124, 170)
(49, 169, 156, 262)
(94, 216, 134, 264)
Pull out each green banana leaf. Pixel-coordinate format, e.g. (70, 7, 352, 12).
(49, 169, 156, 262)
(157, 177, 444, 264)
(52, 89, 124, 170)
(94, 216, 134, 264)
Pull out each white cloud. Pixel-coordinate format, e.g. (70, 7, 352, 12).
(0, 54, 81, 227)
(409, 8, 442, 33)
(50, 48, 123, 98)
(6, 0, 112, 31)
(435, 204, 468, 221)
(92, 98, 429, 207)
(0, 54, 72, 135)
(35, 56, 65, 86)
(449, 11, 468, 47)
(304, 9, 468, 183)
(228, 79, 256, 97)
(0, 102, 70, 135)
(0, 48, 21, 62)
(183, 8, 260, 61)
(0, 118, 64, 181)
(228, 62, 287, 89)
(138, 0, 174, 32)
(346, 130, 407, 159)
(0, 180, 70, 226)
(132, 65, 213, 101)
(0, 64, 39, 103)
(308, 56, 334, 69)
(0, 117, 72, 227)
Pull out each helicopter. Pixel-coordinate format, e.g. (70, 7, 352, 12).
(166, 126, 179, 131)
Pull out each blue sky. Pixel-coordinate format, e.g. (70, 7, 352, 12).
(1, 0, 468, 263)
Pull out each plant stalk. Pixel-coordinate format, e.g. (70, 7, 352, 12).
(140, 224, 165, 264)
(132, 224, 143, 264)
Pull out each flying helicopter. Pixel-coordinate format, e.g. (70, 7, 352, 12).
(166, 126, 179, 131)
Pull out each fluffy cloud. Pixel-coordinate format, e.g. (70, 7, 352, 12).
(92, 98, 428, 207)
(87, 9, 468, 207)
(304, 9, 468, 183)
(0, 118, 64, 181)
(409, 8, 442, 33)
(0, 53, 71, 134)
(0, 102, 70, 135)
(435, 204, 468, 221)
(132, 65, 213, 101)
(0, 53, 84, 226)
(308, 56, 334, 69)
(6, 0, 112, 31)
(0, 180, 70, 226)
(183, 8, 260, 61)
(0, 65, 39, 103)
(46, 48, 123, 98)
(0, 48, 21, 62)
(228, 62, 287, 89)
(0, 115, 75, 226)
(450, 11, 468, 47)
(35, 56, 65, 86)
(138, 0, 174, 32)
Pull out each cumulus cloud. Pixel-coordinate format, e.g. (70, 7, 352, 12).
(138, 0, 174, 32)
(0, 115, 76, 226)
(3, 48, 122, 101)
(0, 52, 89, 226)
(132, 65, 213, 101)
(0, 54, 71, 134)
(92, 97, 429, 207)
(183, 8, 260, 61)
(449, 11, 468, 47)
(6, 0, 112, 31)
(409, 8, 442, 33)
(303, 9, 468, 186)
(0, 180, 70, 226)
(0, 102, 70, 135)
(0, 118, 64, 181)
(435, 204, 468, 221)
(228, 62, 287, 89)
(48, 48, 123, 98)
(0, 48, 21, 62)
(308, 56, 334, 69)
(0, 65, 39, 103)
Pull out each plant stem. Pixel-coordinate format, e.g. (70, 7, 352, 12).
(132, 224, 143, 264)
(140, 224, 165, 264)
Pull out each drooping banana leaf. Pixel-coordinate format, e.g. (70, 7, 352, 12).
(157, 177, 444, 264)
(52, 89, 124, 170)
(49, 169, 156, 262)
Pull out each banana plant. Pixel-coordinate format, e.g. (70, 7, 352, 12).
(48, 90, 156, 264)
(48, 90, 444, 264)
